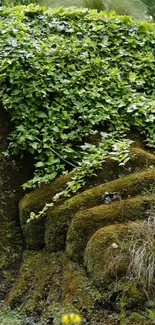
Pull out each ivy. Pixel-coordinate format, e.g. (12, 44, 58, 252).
(0, 5, 154, 193)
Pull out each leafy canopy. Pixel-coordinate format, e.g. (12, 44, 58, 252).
(0, 5, 155, 190)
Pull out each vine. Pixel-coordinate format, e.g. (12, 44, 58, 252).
(27, 135, 133, 222)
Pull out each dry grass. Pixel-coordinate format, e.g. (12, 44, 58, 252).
(101, 208, 155, 298)
(126, 208, 155, 298)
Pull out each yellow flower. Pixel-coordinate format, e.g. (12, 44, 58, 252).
(72, 314, 81, 323)
(61, 314, 70, 324)
(61, 313, 81, 324)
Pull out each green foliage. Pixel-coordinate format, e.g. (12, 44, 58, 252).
(0, 5, 155, 191)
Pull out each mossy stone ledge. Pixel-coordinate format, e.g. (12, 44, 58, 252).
(66, 194, 155, 262)
(84, 222, 138, 284)
(84, 221, 154, 314)
(84, 222, 151, 313)
(19, 147, 155, 250)
(4, 250, 98, 323)
(19, 172, 72, 249)
(45, 167, 155, 253)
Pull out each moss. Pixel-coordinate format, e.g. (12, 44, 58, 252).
(84, 223, 135, 283)
(128, 147, 155, 169)
(90, 147, 155, 188)
(19, 172, 72, 249)
(3, 250, 99, 323)
(0, 309, 22, 325)
(61, 253, 96, 313)
(124, 312, 155, 325)
(79, 146, 155, 192)
(45, 167, 155, 253)
(98, 280, 146, 312)
(66, 194, 155, 262)
(21, 148, 155, 250)
(83, 223, 150, 317)
(4, 250, 62, 317)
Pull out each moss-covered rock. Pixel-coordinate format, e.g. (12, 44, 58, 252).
(61, 253, 95, 312)
(1, 99, 155, 323)
(20, 146, 155, 250)
(129, 147, 155, 170)
(45, 168, 155, 253)
(84, 222, 153, 316)
(80, 146, 155, 190)
(4, 250, 99, 324)
(19, 172, 72, 249)
(4, 250, 62, 314)
(84, 223, 133, 283)
(66, 195, 155, 262)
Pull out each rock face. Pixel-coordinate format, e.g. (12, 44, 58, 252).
(0, 106, 32, 303)
(0, 107, 155, 324)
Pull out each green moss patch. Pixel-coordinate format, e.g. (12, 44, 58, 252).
(82, 147, 155, 190)
(4, 250, 62, 316)
(4, 250, 99, 323)
(66, 195, 155, 262)
(84, 223, 152, 315)
(61, 253, 96, 312)
(0, 309, 22, 325)
(84, 223, 133, 283)
(45, 168, 155, 252)
(19, 172, 71, 249)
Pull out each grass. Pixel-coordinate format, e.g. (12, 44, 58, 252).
(126, 209, 155, 298)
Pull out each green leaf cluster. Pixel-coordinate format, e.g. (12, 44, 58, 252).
(0, 5, 155, 189)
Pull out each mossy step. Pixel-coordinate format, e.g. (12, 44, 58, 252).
(77, 146, 155, 190)
(4, 250, 62, 314)
(84, 222, 137, 284)
(4, 250, 97, 323)
(19, 147, 155, 250)
(60, 254, 96, 313)
(45, 168, 155, 253)
(84, 222, 155, 315)
(19, 172, 72, 249)
(66, 194, 155, 262)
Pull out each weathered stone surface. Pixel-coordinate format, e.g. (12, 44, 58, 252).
(0, 106, 32, 302)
